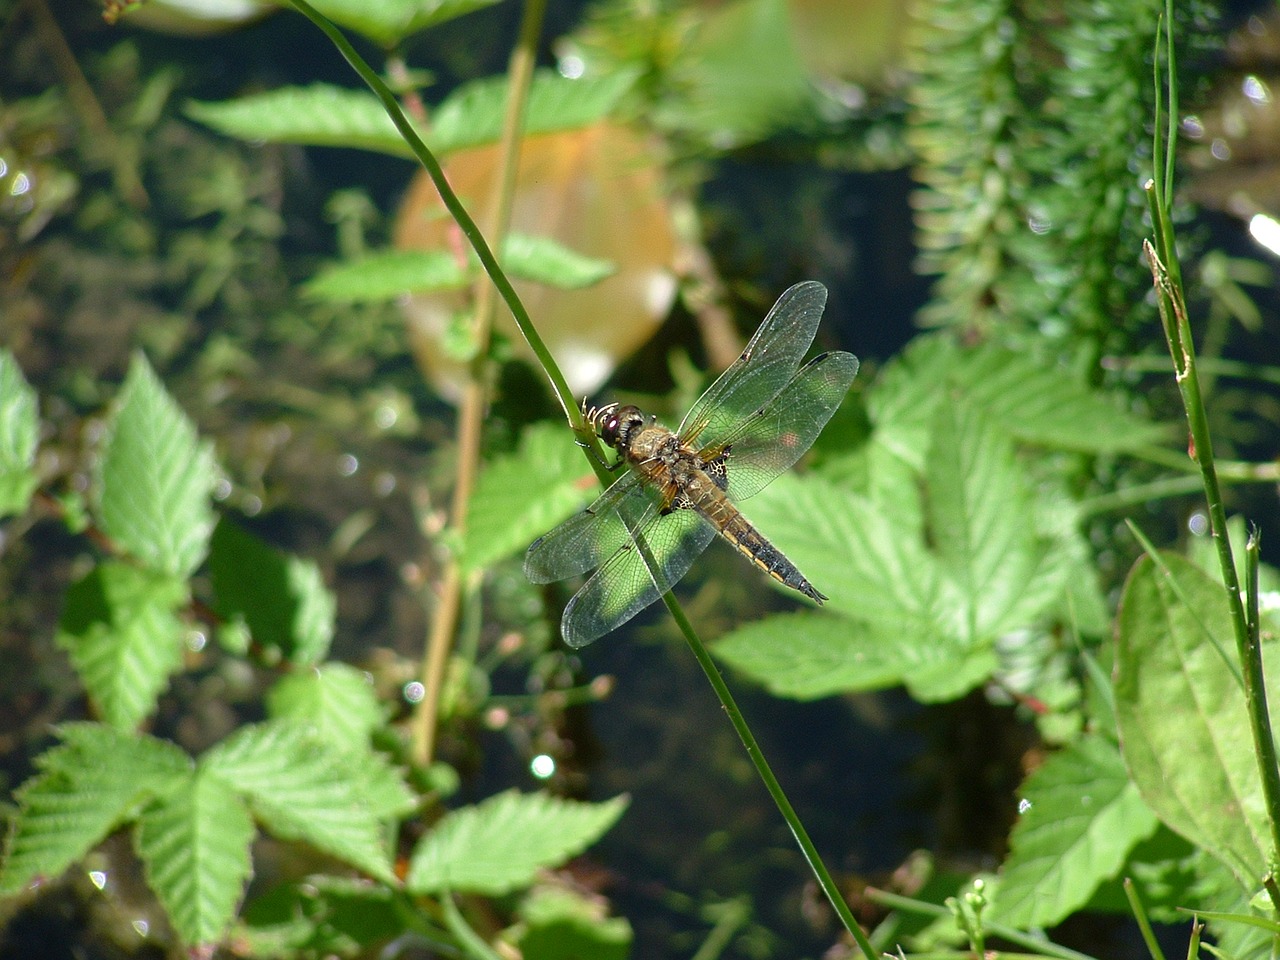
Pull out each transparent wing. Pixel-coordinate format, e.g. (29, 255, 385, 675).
(560, 508, 717, 649)
(524, 472, 647, 583)
(715, 350, 860, 502)
(677, 281, 829, 452)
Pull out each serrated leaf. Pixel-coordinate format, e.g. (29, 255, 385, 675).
(741, 475, 996, 702)
(239, 876, 403, 957)
(1116, 553, 1273, 891)
(301, 0, 502, 47)
(926, 397, 1061, 638)
(302, 250, 468, 303)
(516, 886, 632, 960)
(303, 234, 612, 305)
(714, 611, 903, 698)
(209, 520, 335, 665)
(95, 354, 215, 577)
(502, 234, 615, 289)
(56, 562, 189, 730)
(0, 725, 190, 893)
(267, 663, 382, 743)
(135, 768, 254, 947)
(0, 350, 39, 518)
(463, 421, 598, 574)
(954, 342, 1166, 453)
(187, 86, 414, 157)
(406, 791, 627, 895)
(203, 722, 394, 882)
(432, 69, 638, 154)
(990, 736, 1159, 928)
(188, 70, 636, 160)
(868, 334, 1165, 455)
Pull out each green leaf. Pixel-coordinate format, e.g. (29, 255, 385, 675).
(300, 0, 503, 47)
(187, 85, 415, 158)
(1115, 552, 1271, 891)
(502, 234, 615, 289)
(869, 334, 1165, 455)
(952, 342, 1167, 453)
(432, 69, 638, 155)
(56, 562, 189, 731)
(265, 667, 415, 819)
(239, 876, 403, 957)
(714, 611, 903, 699)
(659, 0, 816, 144)
(209, 520, 335, 665)
(135, 768, 254, 948)
(925, 397, 1061, 639)
(303, 235, 613, 305)
(95, 354, 216, 577)
(302, 250, 468, 303)
(267, 662, 382, 743)
(463, 422, 598, 574)
(515, 886, 632, 960)
(0, 350, 39, 519)
(990, 735, 1159, 928)
(0, 724, 190, 893)
(743, 474, 996, 702)
(203, 722, 394, 882)
(188, 70, 636, 160)
(406, 791, 627, 895)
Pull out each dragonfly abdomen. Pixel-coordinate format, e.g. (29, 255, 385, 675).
(695, 489, 827, 604)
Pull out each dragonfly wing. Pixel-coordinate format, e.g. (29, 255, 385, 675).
(717, 350, 860, 502)
(561, 507, 718, 648)
(524, 472, 646, 583)
(677, 282, 829, 452)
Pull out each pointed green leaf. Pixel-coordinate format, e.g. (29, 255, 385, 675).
(1116, 553, 1271, 890)
(302, 250, 468, 303)
(187, 86, 413, 157)
(516, 886, 632, 960)
(502, 234, 615, 289)
(0, 351, 39, 519)
(301, 0, 502, 47)
(135, 768, 254, 948)
(56, 562, 189, 731)
(991, 735, 1159, 928)
(209, 520, 335, 665)
(266, 667, 415, 819)
(407, 791, 627, 895)
(714, 611, 904, 698)
(95, 354, 215, 577)
(925, 397, 1060, 639)
(432, 69, 639, 154)
(954, 342, 1167, 453)
(203, 722, 394, 882)
(742, 475, 996, 701)
(0, 725, 189, 893)
(463, 421, 597, 573)
(267, 662, 382, 743)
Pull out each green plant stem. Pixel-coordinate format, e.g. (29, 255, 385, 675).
(1148, 3, 1280, 907)
(1123, 878, 1166, 960)
(280, 0, 594, 444)
(661, 593, 876, 960)
(865, 889, 1099, 960)
(411, 0, 546, 766)
(284, 2, 869, 946)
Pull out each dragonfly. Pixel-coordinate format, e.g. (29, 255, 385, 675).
(525, 281, 859, 649)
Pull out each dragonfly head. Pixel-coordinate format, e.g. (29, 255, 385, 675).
(587, 403, 646, 451)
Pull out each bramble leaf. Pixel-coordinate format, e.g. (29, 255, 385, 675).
(95, 354, 215, 577)
(407, 791, 627, 894)
(56, 562, 189, 730)
(0, 350, 38, 519)
(135, 768, 255, 947)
